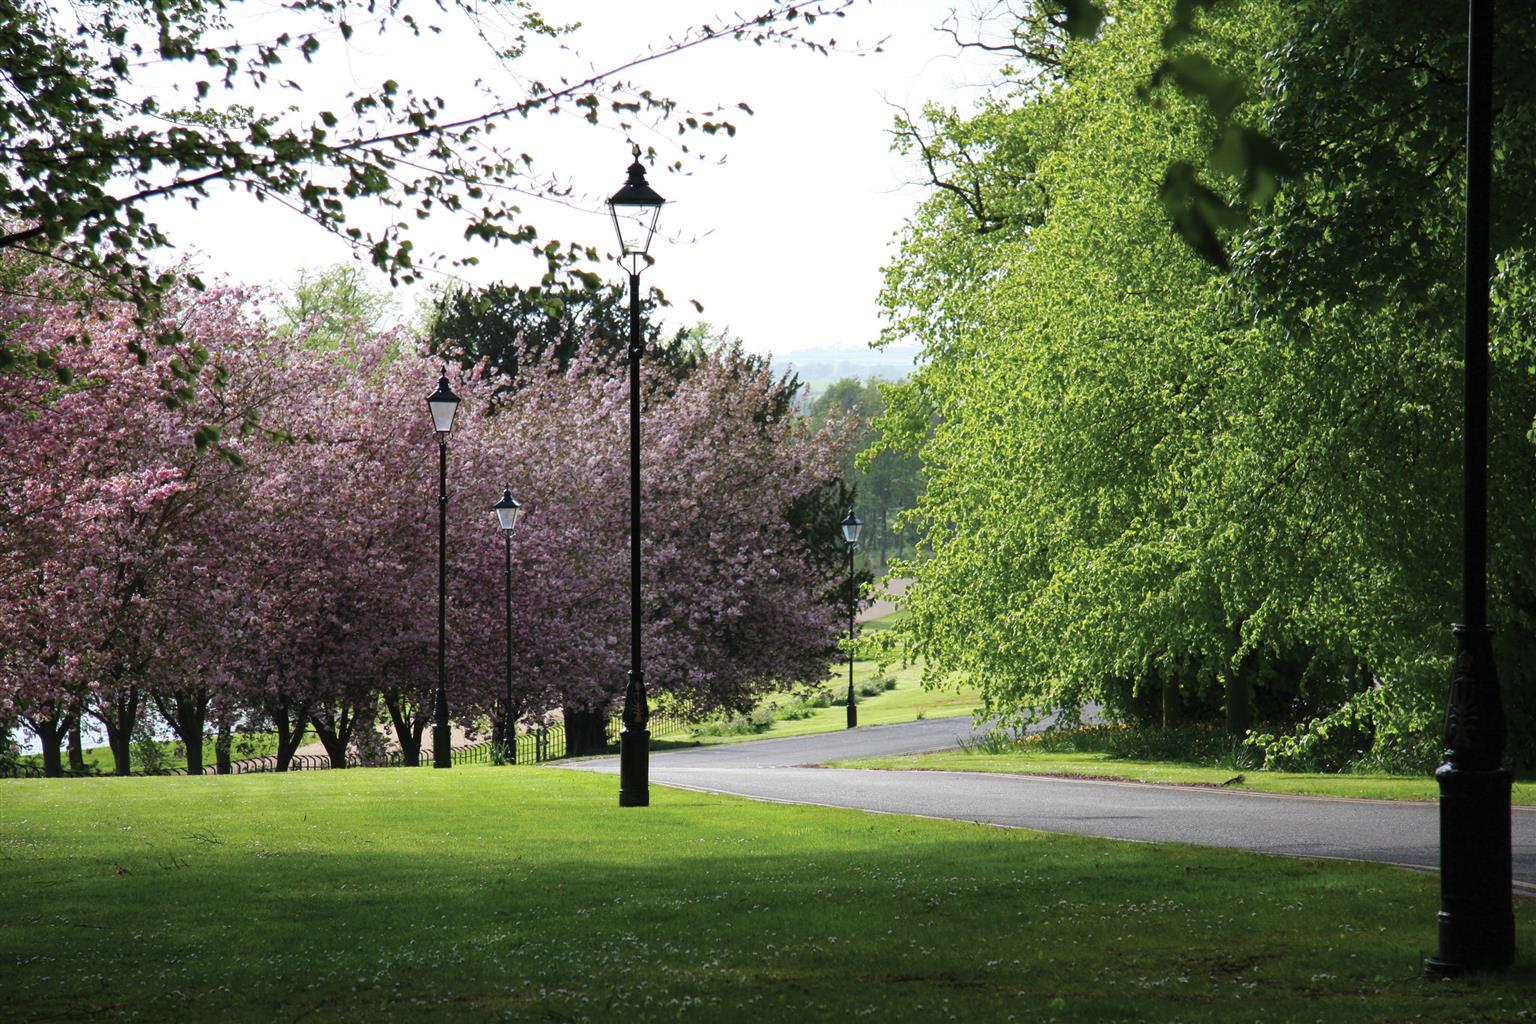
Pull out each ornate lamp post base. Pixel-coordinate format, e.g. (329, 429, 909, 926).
(619, 726, 650, 807)
(619, 668, 650, 807)
(1427, 764, 1515, 975)
(1428, 624, 1515, 975)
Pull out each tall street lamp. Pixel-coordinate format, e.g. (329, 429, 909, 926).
(493, 486, 523, 763)
(608, 156, 665, 808)
(841, 509, 863, 729)
(426, 371, 460, 769)
(1428, 0, 1514, 975)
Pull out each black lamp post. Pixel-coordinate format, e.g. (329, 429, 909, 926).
(841, 509, 863, 729)
(493, 486, 523, 763)
(1428, 0, 1515, 975)
(426, 372, 460, 769)
(608, 156, 665, 808)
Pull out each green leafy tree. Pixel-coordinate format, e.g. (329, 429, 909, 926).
(879, 0, 1536, 767)
(430, 279, 691, 397)
(278, 264, 400, 350)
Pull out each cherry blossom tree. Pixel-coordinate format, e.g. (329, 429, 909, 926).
(0, 272, 268, 773)
(230, 338, 470, 768)
(3, 269, 853, 773)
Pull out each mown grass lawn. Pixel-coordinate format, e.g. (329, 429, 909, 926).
(830, 750, 1536, 805)
(2, 767, 1532, 1022)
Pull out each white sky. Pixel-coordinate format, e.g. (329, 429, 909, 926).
(146, 1, 1005, 357)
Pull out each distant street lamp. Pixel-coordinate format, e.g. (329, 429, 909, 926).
(841, 509, 863, 729)
(426, 372, 460, 769)
(608, 156, 665, 808)
(1427, 0, 1514, 975)
(493, 486, 523, 763)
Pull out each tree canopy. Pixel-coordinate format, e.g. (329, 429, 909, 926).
(430, 279, 690, 395)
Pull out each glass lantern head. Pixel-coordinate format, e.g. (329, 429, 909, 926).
(492, 487, 522, 533)
(426, 373, 460, 435)
(840, 509, 863, 545)
(607, 159, 665, 258)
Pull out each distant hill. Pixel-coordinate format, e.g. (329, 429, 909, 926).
(777, 343, 923, 393)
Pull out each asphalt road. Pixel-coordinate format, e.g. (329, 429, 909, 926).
(571, 718, 1536, 888)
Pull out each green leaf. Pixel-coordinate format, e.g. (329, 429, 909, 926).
(1159, 162, 1235, 270)
(1050, 0, 1106, 39)
(1157, 54, 1246, 120)
(1211, 126, 1290, 207)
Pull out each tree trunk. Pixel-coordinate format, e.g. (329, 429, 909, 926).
(384, 691, 428, 767)
(309, 704, 357, 769)
(66, 717, 85, 772)
(96, 685, 140, 776)
(563, 704, 610, 756)
(102, 719, 131, 775)
(181, 722, 204, 775)
(34, 718, 65, 778)
(1224, 672, 1250, 738)
(1161, 675, 1179, 730)
(269, 695, 309, 772)
(215, 721, 232, 775)
(312, 728, 350, 768)
(156, 690, 210, 775)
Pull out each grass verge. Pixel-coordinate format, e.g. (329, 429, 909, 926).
(661, 604, 977, 747)
(1, 768, 1532, 1022)
(829, 749, 1536, 804)
(671, 658, 979, 747)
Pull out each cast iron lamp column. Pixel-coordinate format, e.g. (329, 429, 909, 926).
(426, 373, 460, 769)
(493, 486, 523, 763)
(841, 510, 863, 729)
(607, 156, 665, 807)
(1428, 0, 1515, 975)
